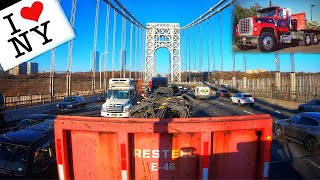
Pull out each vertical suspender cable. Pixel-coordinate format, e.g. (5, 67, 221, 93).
(200, 22, 203, 82)
(212, 17, 215, 77)
(206, 19, 210, 81)
(290, 53, 295, 73)
(123, 19, 127, 78)
(143, 29, 146, 81)
(188, 28, 191, 83)
(92, 0, 100, 91)
(219, 11, 223, 71)
(111, 9, 117, 78)
(66, 0, 78, 95)
(104, 4, 110, 91)
(232, 51, 235, 71)
(129, 23, 133, 78)
(193, 26, 196, 81)
(134, 25, 138, 79)
(120, 10, 124, 78)
(243, 51, 246, 72)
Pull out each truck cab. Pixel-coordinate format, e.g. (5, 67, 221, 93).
(101, 78, 136, 118)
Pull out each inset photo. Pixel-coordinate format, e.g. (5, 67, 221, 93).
(233, 0, 320, 53)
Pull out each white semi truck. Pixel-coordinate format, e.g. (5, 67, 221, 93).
(101, 78, 136, 118)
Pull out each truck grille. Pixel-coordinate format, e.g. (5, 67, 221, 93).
(107, 104, 123, 113)
(238, 18, 252, 35)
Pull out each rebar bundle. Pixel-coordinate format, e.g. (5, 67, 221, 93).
(130, 87, 195, 118)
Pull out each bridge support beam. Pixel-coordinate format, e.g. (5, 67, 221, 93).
(232, 77, 236, 89)
(290, 72, 296, 100)
(66, 74, 72, 96)
(243, 76, 247, 91)
(275, 72, 281, 90)
(50, 76, 54, 101)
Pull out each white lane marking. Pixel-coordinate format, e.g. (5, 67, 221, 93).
(213, 111, 221, 115)
(275, 111, 282, 114)
(259, 106, 265, 109)
(243, 110, 255, 115)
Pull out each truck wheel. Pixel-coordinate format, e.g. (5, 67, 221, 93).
(300, 33, 311, 46)
(311, 33, 319, 45)
(258, 32, 277, 52)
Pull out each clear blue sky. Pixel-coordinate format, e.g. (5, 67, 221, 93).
(29, 0, 320, 75)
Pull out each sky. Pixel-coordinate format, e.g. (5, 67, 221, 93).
(29, 0, 320, 75)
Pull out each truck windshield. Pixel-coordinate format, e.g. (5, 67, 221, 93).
(0, 143, 28, 175)
(258, 9, 276, 17)
(107, 90, 130, 99)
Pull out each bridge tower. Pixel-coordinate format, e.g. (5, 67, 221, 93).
(145, 23, 181, 83)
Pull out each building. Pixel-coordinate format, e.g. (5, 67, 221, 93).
(6, 62, 38, 75)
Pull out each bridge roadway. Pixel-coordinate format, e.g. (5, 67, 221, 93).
(49, 94, 320, 179)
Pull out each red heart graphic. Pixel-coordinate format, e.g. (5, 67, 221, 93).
(20, 1, 43, 22)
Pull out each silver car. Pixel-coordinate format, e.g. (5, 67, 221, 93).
(274, 112, 320, 152)
(298, 99, 320, 112)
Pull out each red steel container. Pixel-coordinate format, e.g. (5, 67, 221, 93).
(135, 79, 142, 102)
(54, 114, 272, 180)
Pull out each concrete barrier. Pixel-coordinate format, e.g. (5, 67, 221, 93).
(4, 95, 99, 123)
(256, 97, 300, 110)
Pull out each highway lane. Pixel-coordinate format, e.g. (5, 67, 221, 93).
(46, 96, 320, 179)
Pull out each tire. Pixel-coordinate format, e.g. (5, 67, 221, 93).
(274, 125, 284, 138)
(299, 33, 311, 46)
(305, 136, 317, 153)
(311, 33, 319, 45)
(258, 32, 277, 52)
(238, 101, 242, 107)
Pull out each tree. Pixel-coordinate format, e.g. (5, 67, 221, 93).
(233, 2, 262, 33)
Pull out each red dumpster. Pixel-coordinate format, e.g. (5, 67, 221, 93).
(54, 114, 272, 180)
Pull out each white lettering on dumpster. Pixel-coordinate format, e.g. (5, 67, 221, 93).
(134, 148, 196, 171)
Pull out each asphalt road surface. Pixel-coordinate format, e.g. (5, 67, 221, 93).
(233, 43, 320, 53)
(4, 95, 320, 179)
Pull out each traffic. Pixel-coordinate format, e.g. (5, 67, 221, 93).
(0, 79, 320, 178)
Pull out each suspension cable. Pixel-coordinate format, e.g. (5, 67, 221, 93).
(212, 17, 215, 74)
(200, 23, 203, 82)
(103, 0, 146, 29)
(104, 4, 110, 89)
(134, 25, 138, 79)
(206, 19, 210, 80)
(129, 23, 133, 78)
(92, 0, 100, 75)
(219, 12, 223, 71)
(111, 9, 117, 78)
(67, 0, 78, 74)
(181, 0, 233, 30)
(188, 28, 191, 83)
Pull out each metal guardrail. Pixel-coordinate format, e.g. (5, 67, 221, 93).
(3, 90, 103, 109)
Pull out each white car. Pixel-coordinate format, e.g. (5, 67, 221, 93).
(230, 93, 254, 107)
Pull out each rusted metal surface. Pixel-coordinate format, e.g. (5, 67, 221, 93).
(54, 114, 272, 180)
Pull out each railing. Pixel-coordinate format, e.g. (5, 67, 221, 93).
(3, 90, 104, 109)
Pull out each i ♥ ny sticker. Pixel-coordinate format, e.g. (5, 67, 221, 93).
(0, 0, 75, 71)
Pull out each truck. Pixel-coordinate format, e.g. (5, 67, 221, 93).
(101, 78, 137, 118)
(54, 114, 272, 179)
(147, 77, 168, 93)
(235, 5, 320, 52)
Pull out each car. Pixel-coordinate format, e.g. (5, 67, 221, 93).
(194, 86, 210, 100)
(274, 112, 320, 152)
(98, 92, 107, 102)
(56, 96, 86, 112)
(0, 120, 57, 178)
(298, 99, 320, 112)
(230, 93, 254, 107)
(0, 93, 4, 128)
(16, 114, 56, 129)
(216, 89, 231, 97)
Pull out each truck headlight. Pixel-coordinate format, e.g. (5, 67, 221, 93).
(254, 27, 258, 31)
(124, 107, 131, 112)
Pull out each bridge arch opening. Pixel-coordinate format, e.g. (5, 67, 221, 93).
(155, 47, 171, 78)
